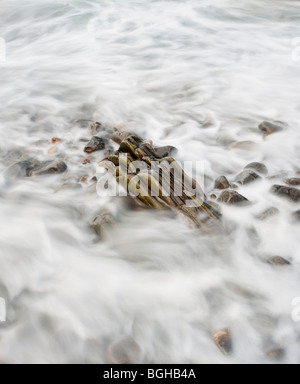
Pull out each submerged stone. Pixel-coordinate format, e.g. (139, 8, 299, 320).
(235, 170, 261, 185)
(245, 162, 268, 175)
(218, 190, 249, 205)
(214, 176, 230, 190)
(84, 136, 106, 153)
(259, 121, 284, 135)
(271, 185, 300, 203)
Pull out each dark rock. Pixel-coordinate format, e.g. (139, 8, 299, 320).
(107, 337, 141, 364)
(256, 207, 279, 221)
(266, 348, 286, 360)
(91, 212, 115, 239)
(259, 121, 284, 135)
(268, 256, 291, 266)
(235, 170, 261, 185)
(245, 162, 268, 175)
(213, 329, 232, 356)
(154, 145, 177, 158)
(271, 185, 300, 203)
(28, 160, 67, 177)
(214, 176, 230, 190)
(218, 190, 249, 205)
(84, 136, 106, 153)
(284, 178, 300, 186)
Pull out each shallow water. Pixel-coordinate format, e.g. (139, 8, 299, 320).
(1, 0, 300, 363)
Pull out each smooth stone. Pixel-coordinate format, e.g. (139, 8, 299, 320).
(213, 329, 232, 356)
(266, 348, 286, 360)
(218, 190, 249, 205)
(268, 256, 291, 266)
(154, 145, 178, 158)
(271, 185, 300, 203)
(111, 131, 134, 145)
(91, 212, 115, 239)
(107, 337, 141, 364)
(230, 141, 258, 151)
(256, 207, 279, 221)
(214, 176, 230, 190)
(245, 162, 268, 175)
(284, 178, 300, 186)
(259, 121, 284, 135)
(235, 170, 261, 185)
(84, 136, 106, 153)
(28, 160, 67, 177)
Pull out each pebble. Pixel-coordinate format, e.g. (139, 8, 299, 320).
(51, 137, 62, 144)
(48, 145, 58, 155)
(230, 141, 258, 151)
(218, 190, 249, 205)
(214, 176, 230, 190)
(27, 160, 67, 177)
(266, 348, 286, 360)
(284, 178, 300, 186)
(91, 212, 115, 239)
(271, 185, 300, 202)
(154, 145, 177, 158)
(256, 207, 279, 221)
(111, 131, 133, 145)
(235, 170, 261, 185)
(88, 122, 102, 135)
(245, 162, 268, 175)
(84, 136, 106, 153)
(107, 337, 141, 364)
(268, 256, 291, 266)
(213, 329, 232, 355)
(259, 121, 284, 135)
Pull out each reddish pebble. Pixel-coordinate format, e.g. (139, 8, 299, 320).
(52, 137, 62, 144)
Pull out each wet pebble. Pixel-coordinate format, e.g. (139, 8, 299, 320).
(84, 136, 106, 153)
(245, 162, 268, 175)
(214, 176, 230, 190)
(107, 337, 141, 364)
(235, 170, 261, 185)
(218, 190, 249, 205)
(256, 207, 279, 221)
(284, 178, 300, 186)
(271, 185, 300, 203)
(213, 329, 232, 356)
(266, 348, 286, 360)
(154, 145, 178, 158)
(111, 131, 133, 145)
(91, 212, 115, 239)
(88, 122, 102, 135)
(268, 256, 291, 266)
(259, 121, 284, 135)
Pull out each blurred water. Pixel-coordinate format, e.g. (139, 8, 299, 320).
(1, 0, 300, 363)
